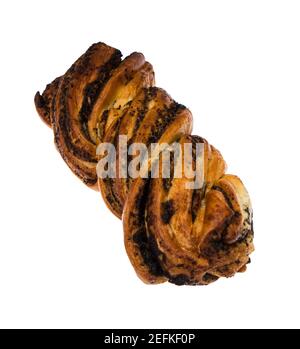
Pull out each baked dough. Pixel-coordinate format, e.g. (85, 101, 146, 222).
(35, 42, 254, 285)
(123, 136, 254, 285)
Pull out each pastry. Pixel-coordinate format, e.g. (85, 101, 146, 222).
(35, 42, 254, 285)
(123, 136, 253, 285)
(36, 43, 154, 189)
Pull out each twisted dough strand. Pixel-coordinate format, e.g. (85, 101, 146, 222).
(35, 42, 254, 285)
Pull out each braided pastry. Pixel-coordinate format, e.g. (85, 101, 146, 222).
(35, 42, 254, 285)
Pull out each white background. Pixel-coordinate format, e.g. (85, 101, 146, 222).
(0, 0, 299, 329)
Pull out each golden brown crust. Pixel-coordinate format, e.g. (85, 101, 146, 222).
(98, 87, 193, 218)
(123, 136, 254, 285)
(88, 52, 155, 144)
(34, 76, 61, 127)
(52, 43, 122, 189)
(35, 42, 254, 286)
(36, 43, 154, 189)
(123, 177, 168, 284)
